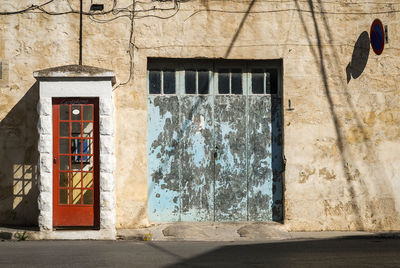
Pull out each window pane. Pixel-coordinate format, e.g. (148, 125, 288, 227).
(59, 155, 70, 171)
(82, 105, 93, 120)
(83, 189, 93, 204)
(59, 172, 69, 187)
(60, 105, 69, 120)
(83, 122, 93, 138)
(72, 189, 82, 205)
(71, 105, 81, 120)
(252, 69, 264, 94)
(59, 189, 69, 204)
(266, 68, 278, 94)
(59, 139, 69, 154)
(82, 172, 93, 188)
(71, 122, 81, 137)
(149, 70, 161, 94)
(198, 70, 209, 95)
(218, 69, 229, 94)
(60, 122, 69, 137)
(185, 70, 196, 94)
(163, 70, 176, 94)
(231, 69, 242, 95)
(72, 172, 82, 189)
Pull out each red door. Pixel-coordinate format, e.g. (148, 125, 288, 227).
(53, 98, 100, 228)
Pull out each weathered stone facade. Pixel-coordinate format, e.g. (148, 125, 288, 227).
(1, 0, 400, 231)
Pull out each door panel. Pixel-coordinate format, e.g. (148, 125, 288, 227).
(180, 96, 214, 221)
(214, 96, 247, 221)
(271, 96, 284, 221)
(248, 96, 273, 221)
(53, 99, 99, 227)
(147, 96, 181, 221)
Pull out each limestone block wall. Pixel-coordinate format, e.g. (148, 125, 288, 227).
(1, 0, 400, 231)
(37, 97, 53, 230)
(99, 96, 116, 230)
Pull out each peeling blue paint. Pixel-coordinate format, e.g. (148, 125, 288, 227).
(147, 71, 283, 223)
(214, 96, 248, 221)
(180, 96, 214, 221)
(147, 96, 181, 222)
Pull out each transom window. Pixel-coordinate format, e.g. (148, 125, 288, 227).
(185, 69, 210, 95)
(149, 69, 176, 95)
(147, 60, 281, 96)
(251, 68, 278, 94)
(218, 68, 243, 95)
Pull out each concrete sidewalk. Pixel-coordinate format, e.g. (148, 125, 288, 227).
(1, 222, 400, 241)
(116, 222, 398, 241)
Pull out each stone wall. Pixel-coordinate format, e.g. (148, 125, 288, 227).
(1, 0, 400, 230)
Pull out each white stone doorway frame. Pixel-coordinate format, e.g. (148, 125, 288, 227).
(34, 65, 116, 239)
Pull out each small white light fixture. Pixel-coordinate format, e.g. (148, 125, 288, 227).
(72, 109, 80, 115)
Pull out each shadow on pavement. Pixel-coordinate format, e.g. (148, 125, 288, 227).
(167, 234, 400, 267)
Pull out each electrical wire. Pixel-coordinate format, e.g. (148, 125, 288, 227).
(2, 0, 398, 90)
(3, 0, 399, 17)
(134, 0, 179, 19)
(0, 0, 181, 90)
(116, 0, 136, 88)
(1, 0, 180, 16)
(185, 7, 400, 21)
(0, 0, 55, 15)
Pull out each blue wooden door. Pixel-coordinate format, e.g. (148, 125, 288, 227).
(213, 65, 248, 221)
(247, 67, 283, 221)
(180, 95, 214, 221)
(147, 95, 181, 221)
(147, 60, 283, 222)
(214, 95, 248, 221)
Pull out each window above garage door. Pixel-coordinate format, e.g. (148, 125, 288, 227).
(147, 59, 282, 97)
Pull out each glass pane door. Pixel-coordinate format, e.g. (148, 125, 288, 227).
(53, 98, 99, 228)
(58, 104, 94, 206)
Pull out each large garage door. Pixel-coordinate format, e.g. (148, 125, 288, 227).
(147, 59, 283, 222)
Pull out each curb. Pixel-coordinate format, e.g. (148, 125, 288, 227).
(0, 229, 36, 241)
(2, 226, 400, 241)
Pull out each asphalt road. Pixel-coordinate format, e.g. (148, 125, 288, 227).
(0, 237, 399, 267)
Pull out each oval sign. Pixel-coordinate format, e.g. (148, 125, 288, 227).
(72, 109, 80, 115)
(370, 19, 384, 55)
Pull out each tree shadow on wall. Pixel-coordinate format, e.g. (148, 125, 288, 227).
(224, 0, 256, 58)
(292, 0, 395, 230)
(0, 82, 39, 227)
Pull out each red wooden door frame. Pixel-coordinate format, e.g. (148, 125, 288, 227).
(52, 98, 100, 228)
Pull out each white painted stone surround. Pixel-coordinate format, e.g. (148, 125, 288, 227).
(36, 78, 116, 239)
